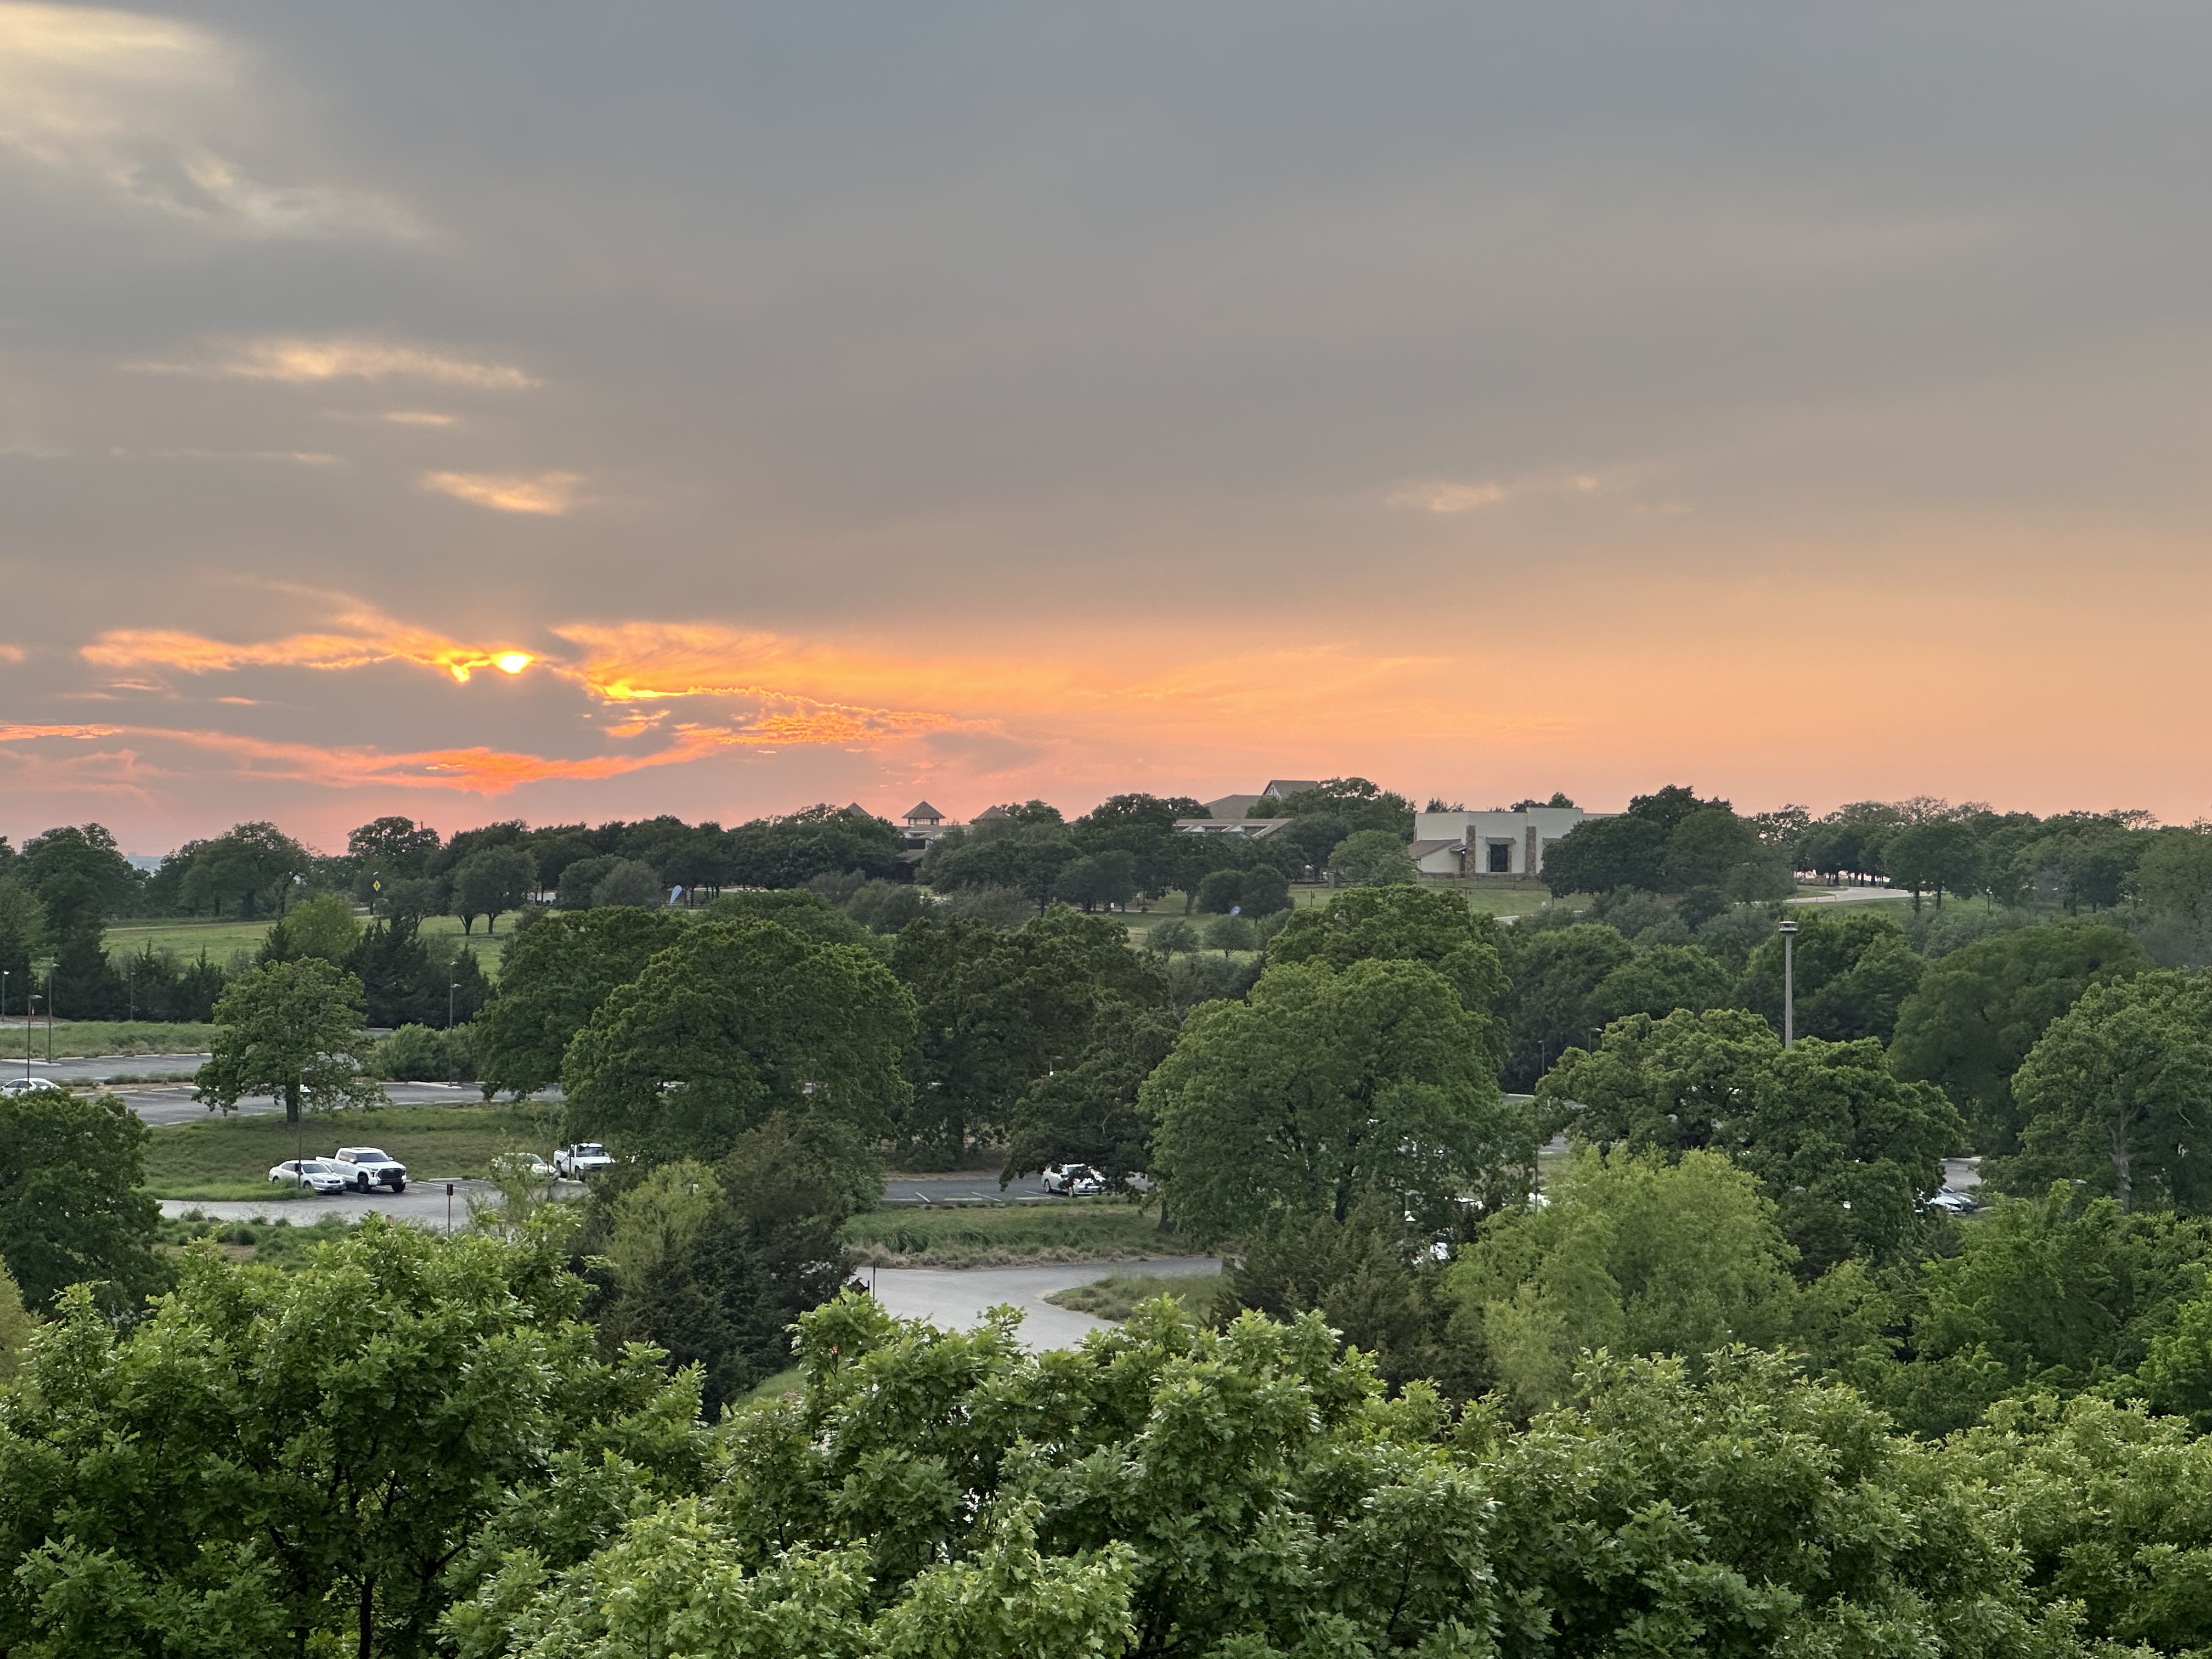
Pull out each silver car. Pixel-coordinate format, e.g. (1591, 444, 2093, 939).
(269, 1159, 350, 1195)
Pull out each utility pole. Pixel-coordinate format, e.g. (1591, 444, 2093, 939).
(1779, 920, 1798, 1049)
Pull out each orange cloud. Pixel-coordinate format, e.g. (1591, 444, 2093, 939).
(422, 470, 580, 515)
(83, 610, 534, 684)
(0, 722, 123, 740)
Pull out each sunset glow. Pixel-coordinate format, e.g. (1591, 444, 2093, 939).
(3, 5, 2208, 853)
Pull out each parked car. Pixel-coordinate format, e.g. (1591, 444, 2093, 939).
(1929, 1187, 1980, 1215)
(331, 1146, 408, 1192)
(2, 1077, 60, 1096)
(554, 1142, 615, 1179)
(1041, 1163, 1104, 1197)
(269, 1159, 351, 1195)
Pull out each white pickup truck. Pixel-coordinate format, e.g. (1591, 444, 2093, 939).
(331, 1146, 408, 1192)
(554, 1142, 615, 1180)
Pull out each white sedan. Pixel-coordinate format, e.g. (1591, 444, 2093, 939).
(268, 1159, 351, 1195)
(1, 1077, 60, 1097)
(1041, 1163, 1105, 1197)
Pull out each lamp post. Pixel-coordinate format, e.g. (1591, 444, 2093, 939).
(26, 992, 40, 1079)
(448, 981, 460, 1030)
(1779, 920, 1798, 1049)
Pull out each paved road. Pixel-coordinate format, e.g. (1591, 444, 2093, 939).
(866, 1257, 1221, 1351)
(881, 1171, 1056, 1204)
(121, 1079, 494, 1127)
(1787, 886, 1920, 906)
(0, 1049, 207, 1085)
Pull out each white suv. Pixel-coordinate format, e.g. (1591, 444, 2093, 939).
(332, 1147, 409, 1192)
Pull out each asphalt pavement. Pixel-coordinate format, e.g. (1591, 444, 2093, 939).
(1, 1049, 207, 1085)
(865, 1257, 1221, 1351)
(120, 1079, 494, 1127)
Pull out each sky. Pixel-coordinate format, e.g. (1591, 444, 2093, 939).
(4, 1, 2212, 857)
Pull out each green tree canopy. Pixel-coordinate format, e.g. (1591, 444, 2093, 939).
(1500, 921, 1635, 1086)
(476, 907, 690, 1096)
(723, 804, 905, 888)
(178, 821, 311, 919)
(2001, 969, 2212, 1212)
(1147, 957, 1527, 1240)
(1542, 1007, 1962, 1270)
(1889, 920, 2149, 1154)
(0, 1218, 708, 1658)
(1585, 941, 1735, 1025)
(21, 823, 140, 921)
(0, 1087, 161, 1310)
(1539, 814, 1668, 896)
(562, 917, 915, 1161)
(1268, 884, 1509, 1047)
(195, 957, 383, 1125)
(1449, 1147, 1799, 1413)
(1327, 827, 1418, 887)
(1739, 906, 1924, 1043)
(453, 844, 538, 934)
(891, 909, 1165, 1163)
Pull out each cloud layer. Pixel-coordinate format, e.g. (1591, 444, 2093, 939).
(6, 3, 2212, 850)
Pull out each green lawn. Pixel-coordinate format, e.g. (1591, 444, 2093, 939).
(106, 913, 505, 979)
(1046, 1269, 1228, 1322)
(0, 1020, 217, 1058)
(141, 1101, 560, 1199)
(155, 1211, 357, 1266)
(841, 1200, 1184, 1267)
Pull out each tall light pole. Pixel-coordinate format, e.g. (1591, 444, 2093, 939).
(1779, 919, 1798, 1049)
(448, 981, 460, 1030)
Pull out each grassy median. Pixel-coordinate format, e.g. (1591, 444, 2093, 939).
(1045, 1269, 1229, 1322)
(840, 1200, 1179, 1267)
(140, 1101, 561, 1200)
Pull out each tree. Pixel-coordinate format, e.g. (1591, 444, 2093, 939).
(0, 1218, 707, 1658)
(2002, 970, 2212, 1212)
(0, 1264, 32, 1382)
(475, 907, 690, 1096)
(348, 815, 443, 887)
(1539, 814, 1667, 896)
(1889, 921, 2149, 1154)
(1268, 884, 1510, 1047)
(1738, 907, 1924, 1043)
(2131, 827, 2212, 927)
(1542, 1007, 1962, 1271)
(448, 1292, 2071, 1659)
(1449, 1148, 1799, 1413)
(0, 874, 43, 995)
(893, 910, 1166, 1163)
(710, 887, 874, 947)
(178, 821, 312, 918)
(453, 844, 538, 934)
(1500, 922, 1634, 1086)
(0, 1087, 161, 1310)
(195, 958, 384, 1125)
(722, 803, 905, 888)
(1202, 912, 1257, 953)
(1328, 828, 1417, 887)
(1053, 850, 1137, 912)
(21, 823, 140, 919)
(262, 889, 360, 963)
(1002, 1000, 1178, 1186)
(1238, 867, 1290, 917)
(591, 858, 665, 909)
(1586, 942, 1735, 1025)
(1886, 818, 1980, 911)
(1146, 957, 1530, 1240)
(1191, 868, 1243, 913)
(562, 917, 915, 1162)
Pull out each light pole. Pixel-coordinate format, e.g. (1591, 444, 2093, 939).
(1779, 919, 1798, 1049)
(448, 981, 460, 1030)
(26, 992, 39, 1079)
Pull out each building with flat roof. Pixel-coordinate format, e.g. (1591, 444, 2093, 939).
(1412, 805, 1601, 878)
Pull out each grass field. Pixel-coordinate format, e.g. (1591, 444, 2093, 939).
(106, 913, 504, 979)
(142, 1100, 559, 1199)
(1046, 1269, 1228, 1322)
(0, 1020, 217, 1058)
(840, 1200, 1183, 1267)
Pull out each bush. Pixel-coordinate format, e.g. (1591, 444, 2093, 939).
(375, 1023, 477, 1082)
